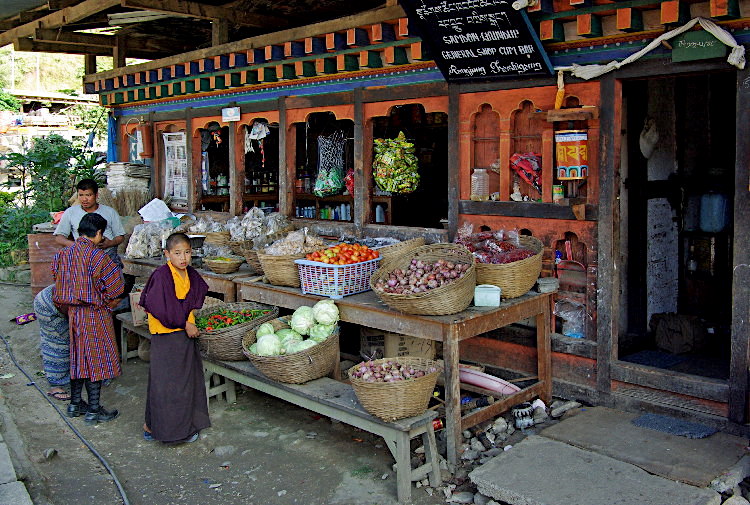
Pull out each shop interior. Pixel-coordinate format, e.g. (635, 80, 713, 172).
(370, 104, 448, 230)
(293, 111, 354, 221)
(243, 119, 279, 213)
(618, 72, 736, 380)
(199, 122, 231, 212)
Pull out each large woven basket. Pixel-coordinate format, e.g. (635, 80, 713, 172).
(242, 316, 340, 384)
(244, 249, 264, 275)
(203, 255, 245, 274)
(196, 302, 278, 360)
(228, 240, 250, 256)
(257, 250, 309, 287)
(204, 231, 231, 246)
(376, 237, 425, 264)
(370, 243, 476, 315)
(474, 236, 544, 299)
(348, 357, 441, 421)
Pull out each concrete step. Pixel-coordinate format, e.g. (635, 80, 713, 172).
(469, 436, 721, 505)
(0, 481, 33, 505)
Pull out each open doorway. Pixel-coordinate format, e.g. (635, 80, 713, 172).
(618, 72, 735, 380)
(370, 104, 448, 229)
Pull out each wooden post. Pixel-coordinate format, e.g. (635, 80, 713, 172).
(353, 87, 365, 236)
(84, 54, 97, 75)
(113, 34, 126, 68)
(185, 107, 197, 212)
(447, 84, 460, 240)
(729, 66, 750, 423)
(212, 18, 229, 46)
(228, 101, 239, 215)
(442, 325, 461, 470)
(278, 96, 292, 217)
(595, 73, 619, 404)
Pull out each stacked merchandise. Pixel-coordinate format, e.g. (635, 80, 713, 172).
(106, 162, 150, 197)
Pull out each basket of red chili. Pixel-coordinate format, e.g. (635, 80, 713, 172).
(195, 302, 278, 360)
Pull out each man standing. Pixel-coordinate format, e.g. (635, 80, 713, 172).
(54, 179, 126, 268)
(52, 213, 124, 424)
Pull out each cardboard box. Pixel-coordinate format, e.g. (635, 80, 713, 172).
(360, 327, 385, 360)
(384, 333, 437, 359)
(129, 291, 148, 326)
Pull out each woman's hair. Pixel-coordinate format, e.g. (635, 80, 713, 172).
(78, 213, 107, 238)
(165, 232, 191, 251)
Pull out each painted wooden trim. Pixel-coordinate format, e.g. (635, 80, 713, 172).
(611, 362, 729, 402)
(459, 200, 598, 220)
(729, 66, 750, 423)
(447, 84, 460, 241)
(353, 87, 365, 236)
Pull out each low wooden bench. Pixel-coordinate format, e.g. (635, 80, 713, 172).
(202, 357, 442, 503)
(116, 312, 146, 363)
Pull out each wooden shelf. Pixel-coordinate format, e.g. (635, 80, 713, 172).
(459, 200, 598, 221)
(541, 107, 599, 123)
(294, 193, 353, 202)
(243, 193, 278, 200)
(201, 195, 229, 203)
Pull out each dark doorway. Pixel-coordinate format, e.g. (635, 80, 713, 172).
(619, 72, 735, 380)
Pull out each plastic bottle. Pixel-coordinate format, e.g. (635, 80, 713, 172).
(375, 204, 385, 223)
(470, 168, 490, 201)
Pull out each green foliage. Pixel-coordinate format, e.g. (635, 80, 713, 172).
(0, 192, 14, 208)
(68, 104, 108, 146)
(0, 134, 76, 212)
(71, 151, 107, 185)
(0, 90, 20, 112)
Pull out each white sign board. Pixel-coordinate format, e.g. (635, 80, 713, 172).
(222, 107, 241, 122)
(163, 132, 188, 207)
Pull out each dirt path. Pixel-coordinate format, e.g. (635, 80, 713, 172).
(0, 284, 447, 505)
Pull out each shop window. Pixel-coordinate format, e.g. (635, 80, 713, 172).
(370, 104, 448, 229)
(242, 118, 279, 213)
(293, 112, 354, 221)
(198, 122, 230, 212)
(509, 100, 542, 201)
(471, 104, 500, 199)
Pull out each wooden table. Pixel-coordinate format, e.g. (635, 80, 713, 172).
(122, 257, 254, 302)
(233, 277, 552, 468)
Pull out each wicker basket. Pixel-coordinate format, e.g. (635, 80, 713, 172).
(196, 302, 278, 361)
(370, 243, 476, 315)
(204, 231, 231, 246)
(203, 255, 245, 274)
(257, 250, 309, 287)
(201, 296, 224, 309)
(474, 236, 544, 299)
(348, 357, 441, 421)
(242, 316, 340, 384)
(228, 240, 250, 256)
(244, 249, 264, 275)
(376, 237, 425, 264)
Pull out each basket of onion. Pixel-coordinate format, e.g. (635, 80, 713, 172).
(370, 243, 476, 315)
(348, 357, 441, 421)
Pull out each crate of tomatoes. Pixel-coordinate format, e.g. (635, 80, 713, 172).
(294, 243, 381, 299)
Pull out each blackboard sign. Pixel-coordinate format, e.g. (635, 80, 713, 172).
(400, 0, 553, 82)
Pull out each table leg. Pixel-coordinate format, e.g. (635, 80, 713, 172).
(224, 284, 235, 302)
(442, 330, 461, 469)
(120, 326, 128, 363)
(536, 301, 552, 405)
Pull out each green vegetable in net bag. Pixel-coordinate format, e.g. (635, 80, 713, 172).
(372, 131, 420, 194)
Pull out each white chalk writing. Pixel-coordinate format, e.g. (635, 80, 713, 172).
(480, 29, 520, 41)
(490, 60, 543, 74)
(416, 0, 509, 18)
(676, 40, 718, 48)
(449, 65, 487, 76)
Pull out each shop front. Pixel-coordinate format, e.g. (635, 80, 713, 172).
(90, 3, 750, 432)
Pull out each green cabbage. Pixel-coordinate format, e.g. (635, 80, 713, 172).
(256, 334, 282, 356)
(249, 343, 258, 354)
(286, 339, 317, 354)
(279, 330, 303, 349)
(308, 324, 335, 342)
(312, 299, 339, 325)
(256, 322, 275, 338)
(290, 306, 315, 335)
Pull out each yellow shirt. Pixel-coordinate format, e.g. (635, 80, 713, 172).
(147, 261, 196, 334)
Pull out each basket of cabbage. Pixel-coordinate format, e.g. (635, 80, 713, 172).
(241, 300, 340, 384)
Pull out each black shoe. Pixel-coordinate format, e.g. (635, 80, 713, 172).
(66, 401, 89, 418)
(84, 406, 119, 425)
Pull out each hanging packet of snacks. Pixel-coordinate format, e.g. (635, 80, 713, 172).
(313, 130, 345, 197)
(372, 131, 420, 194)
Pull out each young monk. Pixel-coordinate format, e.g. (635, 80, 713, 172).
(52, 212, 124, 424)
(139, 232, 210, 443)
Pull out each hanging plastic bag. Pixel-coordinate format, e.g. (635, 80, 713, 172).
(313, 131, 345, 197)
(372, 131, 420, 194)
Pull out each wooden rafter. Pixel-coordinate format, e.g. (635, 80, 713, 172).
(0, 0, 120, 47)
(34, 28, 114, 47)
(119, 0, 288, 28)
(14, 37, 167, 59)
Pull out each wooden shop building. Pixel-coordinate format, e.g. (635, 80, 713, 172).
(3, 0, 747, 433)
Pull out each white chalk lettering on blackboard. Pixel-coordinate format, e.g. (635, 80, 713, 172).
(442, 49, 480, 59)
(480, 29, 520, 41)
(466, 11, 511, 29)
(449, 65, 487, 76)
(438, 17, 465, 32)
(518, 44, 535, 54)
(443, 33, 481, 44)
(416, 0, 510, 18)
(490, 60, 543, 74)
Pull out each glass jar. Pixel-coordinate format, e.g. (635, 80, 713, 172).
(470, 169, 489, 201)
